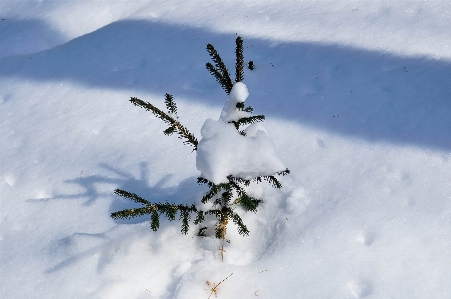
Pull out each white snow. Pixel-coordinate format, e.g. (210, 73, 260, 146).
(219, 82, 249, 122)
(1, 1, 451, 298)
(196, 118, 285, 184)
(197, 82, 285, 184)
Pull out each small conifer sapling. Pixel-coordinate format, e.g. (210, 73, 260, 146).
(111, 37, 289, 261)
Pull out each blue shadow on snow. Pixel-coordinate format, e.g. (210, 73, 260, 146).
(0, 18, 66, 58)
(1, 19, 450, 151)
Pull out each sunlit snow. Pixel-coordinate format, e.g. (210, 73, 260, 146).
(1, 1, 451, 298)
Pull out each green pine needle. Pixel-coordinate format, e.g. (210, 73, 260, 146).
(231, 115, 265, 128)
(206, 43, 233, 94)
(129, 96, 198, 150)
(206, 62, 232, 94)
(150, 210, 160, 231)
(235, 36, 244, 83)
(231, 213, 249, 236)
(111, 206, 154, 220)
(236, 194, 262, 212)
(277, 168, 291, 176)
(163, 126, 176, 135)
(194, 210, 205, 225)
(180, 209, 190, 234)
(164, 93, 177, 115)
(114, 189, 151, 205)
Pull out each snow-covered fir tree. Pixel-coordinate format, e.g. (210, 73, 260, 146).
(111, 37, 289, 260)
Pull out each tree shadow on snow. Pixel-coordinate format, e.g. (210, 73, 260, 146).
(30, 161, 204, 274)
(38, 161, 203, 221)
(0, 18, 66, 58)
(1, 19, 450, 151)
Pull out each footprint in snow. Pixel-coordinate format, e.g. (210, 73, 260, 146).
(347, 278, 373, 298)
(285, 187, 310, 214)
(356, 231, 376, 246)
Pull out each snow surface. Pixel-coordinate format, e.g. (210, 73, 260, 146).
(1, 1, 451, 299)
(196, 118, 285, 184)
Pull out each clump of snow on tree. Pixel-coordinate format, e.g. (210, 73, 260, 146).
(219, 82, 250, 122)
(196, 83, 286, 184)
